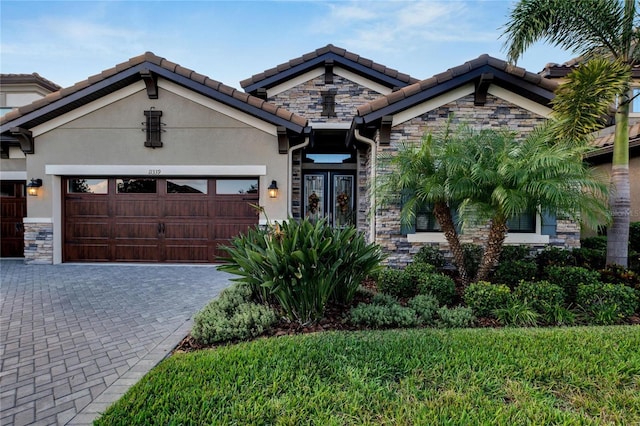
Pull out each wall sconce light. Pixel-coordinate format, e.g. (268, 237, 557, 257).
(268, 180, 278, 198)
(26, 178, 42, 196)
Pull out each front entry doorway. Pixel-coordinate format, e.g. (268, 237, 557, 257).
(303, 171, 355, 227)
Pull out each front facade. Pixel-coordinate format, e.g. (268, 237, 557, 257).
(1, 46, 587, 265)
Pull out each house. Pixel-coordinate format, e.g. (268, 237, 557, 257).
(1, 73, 61, 258)
(0, 45, 583, 265)
(541, 61, 640, 229)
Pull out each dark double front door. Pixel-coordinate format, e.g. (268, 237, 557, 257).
(302, 171, 355, 227)
(63, 177, 258, 263)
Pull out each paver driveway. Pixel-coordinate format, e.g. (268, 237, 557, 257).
(0, 260, 232, 425)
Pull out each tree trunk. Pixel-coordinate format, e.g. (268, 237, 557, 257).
(607, 101, 630, 267)
(432, 202, 469, 286)
(475, 216, 508, 283)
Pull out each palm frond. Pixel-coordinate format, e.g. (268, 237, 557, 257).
(551, 58, 631, 142)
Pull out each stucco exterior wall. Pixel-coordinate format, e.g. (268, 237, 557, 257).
(27, 84, 286, 217)
(591, 155, 640, 224)
(23, 81, 288, 263)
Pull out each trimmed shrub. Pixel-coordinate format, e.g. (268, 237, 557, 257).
(371, 293, 399, 307)
(513, 280, 565, 315)
(599, 265, 640, 290)
(349, 303, 418, 328)
(219, 218, 384, 325)
(463, 281, 511, 318)
(544, 266, 600, 304)
(415, 273, 456, 306)
(572, 247, 606, 270)
(576, 282, 639, 323)
(436, 306, 475, 328)
(535, 246, 576, 271)
(408, 294, 439, 325)
(462, 244, 483, 280)
(500, 245, 533, 262)
(377, 268, 412, 298)
(413, 245, 446, 268)
(192, 285, 278, 345)
(581, 236, 608, 251)
(493, 260, 538, 288)
(403, 262, 437, 297)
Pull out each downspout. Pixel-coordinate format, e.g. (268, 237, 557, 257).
(287, 136, 310, 218)
(354, 129, 376, 243)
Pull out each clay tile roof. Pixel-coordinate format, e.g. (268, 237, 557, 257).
(1, 52, 308, 134)
(592, 122, 640, 149)
(0, 73, 61, 92)
(240, 44, 419, 90)
(357, 54, 558, 119)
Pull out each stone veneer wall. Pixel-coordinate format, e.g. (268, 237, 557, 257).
(270, 74, 386, 121)
(23, 222, 53, 264)
(270, 74, 388, 220)
(373, 93, 583, 267)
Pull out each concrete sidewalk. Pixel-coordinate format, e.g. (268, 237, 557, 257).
(0, 260, 232, 425)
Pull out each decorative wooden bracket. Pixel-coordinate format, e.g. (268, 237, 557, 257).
(256, 88, 268, 100)
(140, 69, 158, 99)
(324, 59, 334, 84)
(474, 73, 494, 106)
(10, 127, 34, 154)
(379, 116, 393, 145)
(277, 126, 288, 154)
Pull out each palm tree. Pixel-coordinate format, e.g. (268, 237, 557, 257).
(377, 123, 472, 285)
(454, 125, 610, 282)
(502, 0, 639, 267)
(379, 122, 609, 285)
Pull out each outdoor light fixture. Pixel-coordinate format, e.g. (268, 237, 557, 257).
(268, 180, 278, 198)
(26, 178, 42, 196)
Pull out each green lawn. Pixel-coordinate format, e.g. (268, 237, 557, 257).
(95, 326, 640, 425)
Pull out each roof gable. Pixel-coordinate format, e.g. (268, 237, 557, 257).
(355, 54, 558, 126)
(240, 44, 419, 95)
(1, 52, 309, 137)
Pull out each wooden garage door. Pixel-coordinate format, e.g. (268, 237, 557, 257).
(1, 181, 26, 258)
(63, 177, 259, 263)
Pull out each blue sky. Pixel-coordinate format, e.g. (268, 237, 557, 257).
(1, 0, 573, 90)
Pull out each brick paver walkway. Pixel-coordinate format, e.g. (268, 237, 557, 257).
(0, 260, 232, 425)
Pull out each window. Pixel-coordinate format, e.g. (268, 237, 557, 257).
(116, 178, 157, 193)
(414, 203, 459, 233)
(167, 179, 207, 194)
(631, 87, 640, 114)
(68, 178, 108, 194)
(507, 212, 536, 233)
(216, 179, 258, 194)
(321, 90, 337, 117)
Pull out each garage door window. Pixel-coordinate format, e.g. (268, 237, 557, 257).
(167, 179, 208, 194)
(116, 178, 157, 193)
(68, 178, 109, 194)
(216, 179, 258, 194)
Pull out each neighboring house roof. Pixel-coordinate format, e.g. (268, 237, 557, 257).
(353, 54, 558, 130)
(1, 52, 309, 138)
(0, 73, 61, 92)
(240, 44, 420, 94)
(588, 121, 640, 159)
(541, 57, 640, 79)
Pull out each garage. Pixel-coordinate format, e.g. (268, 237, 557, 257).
(1, 181, 26, 258)
(63, 177, 259, 263)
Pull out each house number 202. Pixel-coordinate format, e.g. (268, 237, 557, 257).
(148, 169, 161, 175)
